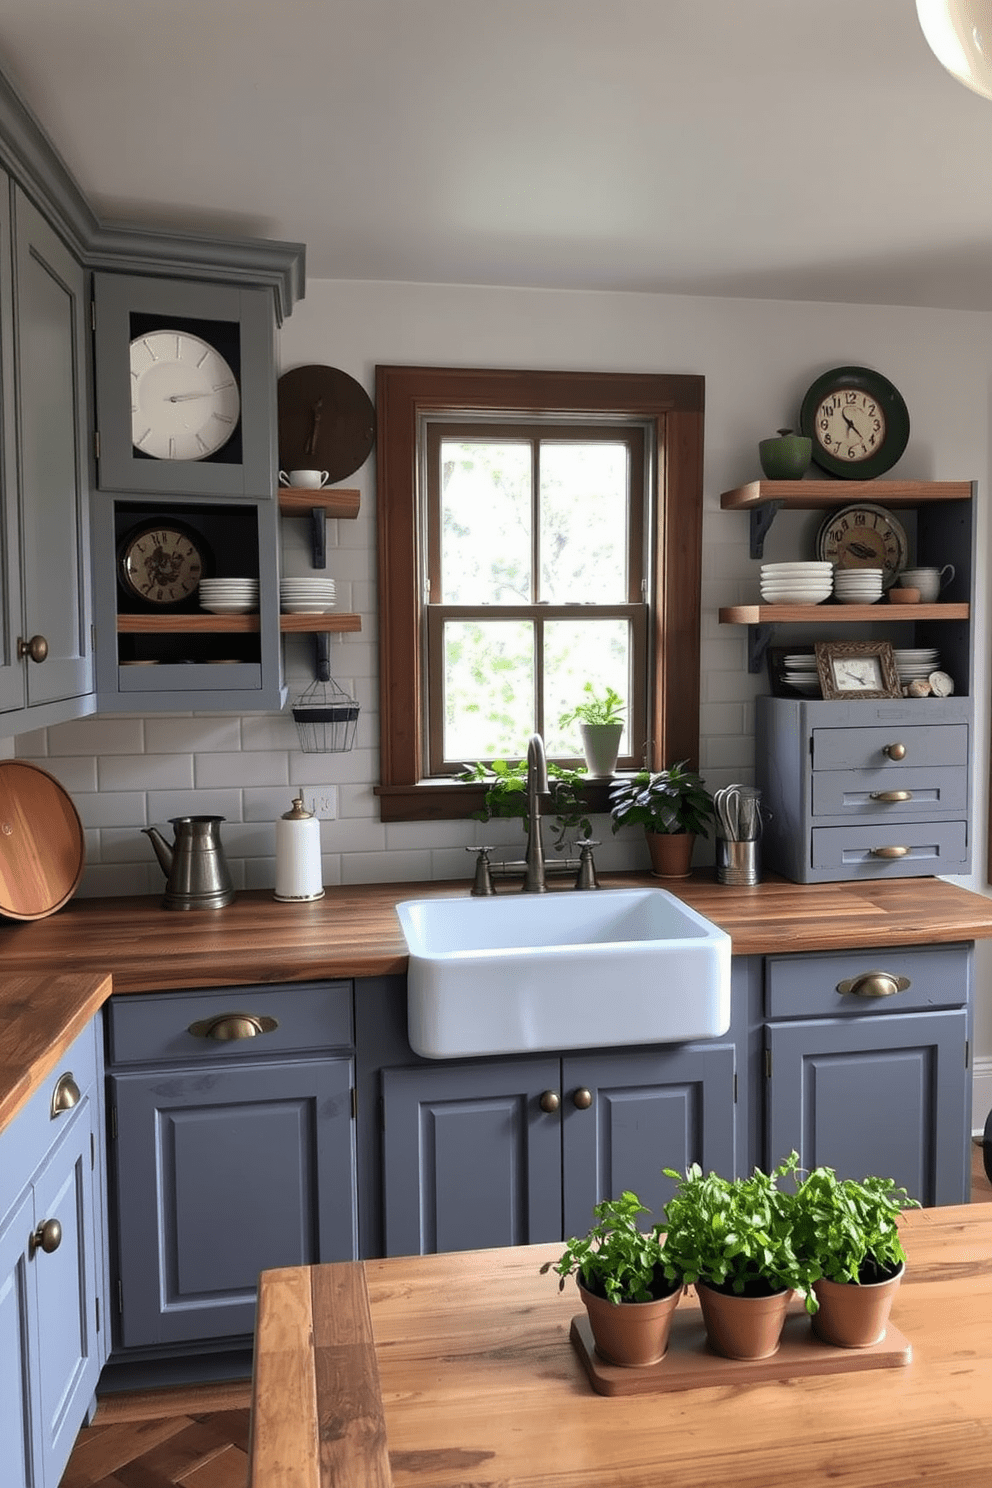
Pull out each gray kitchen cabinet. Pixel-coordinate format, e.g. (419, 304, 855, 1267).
(0, 176, 93, 727)
(380, 1041, 738, 1258)
(763, 943, 972, 1206)
(0, 1017, 106, 1488)
(104, 982, 357, 1356)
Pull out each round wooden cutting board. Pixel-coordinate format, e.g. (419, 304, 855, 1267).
(0, 761, 85, 920)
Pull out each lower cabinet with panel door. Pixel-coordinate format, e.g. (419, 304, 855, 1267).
(104, 982, 357, 1372)
(0, 1016, 106, 1488)
(763, 943, 972, 1206)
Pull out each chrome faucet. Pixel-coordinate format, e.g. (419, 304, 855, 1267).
(523, 732, 550, 892)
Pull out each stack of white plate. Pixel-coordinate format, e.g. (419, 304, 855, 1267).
(780, 653, 820, 694)
(280, 578, 337, 613)
(894, 648, 939, 685)
(833, 568, 883, 604)
(198, 578, 259, 614)
(760, 562, 833, 605)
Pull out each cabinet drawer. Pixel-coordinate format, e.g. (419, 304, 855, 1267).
(811, 766, 968, 817)
(765, 943, 971, 1019)
(107, 981, 353, 1065)
(0, 1016, 100, 1216)
(811, 724, 968, 772)
(810, 820, 968, 872)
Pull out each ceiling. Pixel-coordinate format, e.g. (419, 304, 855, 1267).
(2, 0, 992, 310)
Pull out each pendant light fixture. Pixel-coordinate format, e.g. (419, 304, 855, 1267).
(917, 0, 992, 101)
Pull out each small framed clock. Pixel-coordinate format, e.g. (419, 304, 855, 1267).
(117, 519, 213, 608)
(799, 366, 910, 480)
(815, 641, 902, 701)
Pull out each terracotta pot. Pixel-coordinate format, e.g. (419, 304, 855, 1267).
(645, 830, 695, 879)
(696, 1283, 793, 1360)
(578, 1280, 681, 1367)
(579, 722, 623, 778)
(811, 1263, 904, 1348)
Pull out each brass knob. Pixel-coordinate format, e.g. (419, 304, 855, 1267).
(883, 742, 907, 761)
(50, 1072, 80, 1118)
(17, 635, 48, 664)
(30, 1219, 62, 1256)
(539, 1090, 561, 1113)
(187, 1013, 279, 1040)
(871, 845, 910, 858)
(870, 790, 912, 803)
(572, 1087, 593, 1110)
(837, 972, 911, 999)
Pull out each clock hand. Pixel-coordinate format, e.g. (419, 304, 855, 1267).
(166, 391, 210, 403)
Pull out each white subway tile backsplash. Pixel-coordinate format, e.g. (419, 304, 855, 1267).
(74, 790, 149, 829)
(77, 862, 159, 898)
(243, 786, 309, 822)
(241, 714, 299, 751)
(144, 717, 242, 754)
(147, 788, 243, 823)
(98, 754, 194, 792)
(342, 849, 433, 883)
(48, 717, 144, 755)
(13, 727, 48, 757)
(101, 827, 161, 862)
(194, 751, 289, 789)
(21, 755, 98, 792)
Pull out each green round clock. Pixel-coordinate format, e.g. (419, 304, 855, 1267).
(799, 366, 910, 480)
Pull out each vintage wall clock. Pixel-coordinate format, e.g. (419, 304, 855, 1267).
(117, 519, 213, 607)
(277, 365, 375, 483)
(815, 502, 909, 588)
(799, 366, 910, 479)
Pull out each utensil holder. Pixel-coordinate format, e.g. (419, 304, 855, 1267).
(716, 836, 760, 886)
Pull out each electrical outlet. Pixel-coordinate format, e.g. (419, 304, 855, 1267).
(314, 791, 337, 819)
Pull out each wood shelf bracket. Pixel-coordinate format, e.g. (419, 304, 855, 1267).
(315, 632, 331, 682)
(310, 506, 327, 569)
(748, 623, 775, 674)
(749, 500, 782, 560)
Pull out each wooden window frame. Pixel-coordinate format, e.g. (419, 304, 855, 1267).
(374, 366, 704, 823)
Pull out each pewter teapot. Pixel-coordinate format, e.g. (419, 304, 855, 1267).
(143, 816, 235, 911)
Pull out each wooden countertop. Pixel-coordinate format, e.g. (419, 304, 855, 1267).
(249, 1205, 992, 1488)
(0, 971, 112, 1130)
(2, 872, 991, 994)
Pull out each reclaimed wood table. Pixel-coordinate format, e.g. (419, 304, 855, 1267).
(249, 1205, 992, 1487)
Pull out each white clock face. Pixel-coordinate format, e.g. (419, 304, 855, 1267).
(130, 331, 240, 460)
(814, 390, 887, 465)
(832, 656, 882, 692)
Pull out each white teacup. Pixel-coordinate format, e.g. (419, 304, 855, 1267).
(279, 469, 330, 489)
(898, 565, 954, 603)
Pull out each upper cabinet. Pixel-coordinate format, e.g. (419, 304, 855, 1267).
(0, 177, 93, 727)
(92, 273, 279, 499)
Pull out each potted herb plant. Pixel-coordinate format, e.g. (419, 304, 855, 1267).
(542, 1190, 680, 1366)
(609, 761, 715, 878)
(791, 1163, 919, 1348)
(659, 1155, 808, 1360)
(559, 684, 626, 778)
(459, 757, 592, 855)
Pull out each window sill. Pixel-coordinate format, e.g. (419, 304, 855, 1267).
(374, 778, 617, 824)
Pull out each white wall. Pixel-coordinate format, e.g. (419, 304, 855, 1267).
(12, 277, 992, 1116)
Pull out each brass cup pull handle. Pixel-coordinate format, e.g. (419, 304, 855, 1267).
(871, 845, 910, 858)
(837, 972, 911, 999)
(539, 1090, 561, 1113)
(870, 790, 912, 803)
(572, 1087, 593, 1110)
(50, 1072, 80, 1118)
(17, 635, 48, 664)
(883, 742, 907, 760)
(188, 1013, 279, 1041)
(30, 1218, 62, 1256)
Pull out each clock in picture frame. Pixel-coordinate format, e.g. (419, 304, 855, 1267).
(93, 273, 278, 499)
(815, 640, 902, 702)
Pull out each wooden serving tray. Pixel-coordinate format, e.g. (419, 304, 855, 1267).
(570, 1291, 912, 1396)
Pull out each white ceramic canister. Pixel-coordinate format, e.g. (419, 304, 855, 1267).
(274, 795, 325, 902)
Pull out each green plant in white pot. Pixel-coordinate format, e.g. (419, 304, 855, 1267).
(559, 684, 626, 778)
(609, 761, 715, 878)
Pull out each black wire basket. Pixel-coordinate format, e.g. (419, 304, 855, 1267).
(291, 676, 360, 753)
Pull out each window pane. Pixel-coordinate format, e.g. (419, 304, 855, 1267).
(440, 441, 532, 603)
(543, 619, 630, 757)
(540, 443, 629, 603)
(443, 620, 534, 762)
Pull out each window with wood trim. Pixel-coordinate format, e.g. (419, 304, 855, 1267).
(374, 367, 704, 824)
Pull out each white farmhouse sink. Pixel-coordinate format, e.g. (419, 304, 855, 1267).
(396, 888, 732, 1059)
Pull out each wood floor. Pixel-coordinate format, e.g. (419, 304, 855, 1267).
(60, 1141, 992, 1488)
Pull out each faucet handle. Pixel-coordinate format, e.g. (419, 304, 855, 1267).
(467, 845, 497, 896)
(574, 840, 600, 891)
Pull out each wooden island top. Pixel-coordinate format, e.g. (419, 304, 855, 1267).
(250, 1204, 992, 1488)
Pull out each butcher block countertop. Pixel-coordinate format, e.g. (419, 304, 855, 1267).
(2, 872, 991, 1133)
(249, 1205, 992, 1488)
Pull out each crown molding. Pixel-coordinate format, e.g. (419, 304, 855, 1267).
(0, 69, 305, 321)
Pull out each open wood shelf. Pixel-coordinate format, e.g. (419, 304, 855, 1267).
(720, 479, 973, 510)
(277, 487, 360, 519)
(118, 613, 362, 634)
(720, 602, 969, 625)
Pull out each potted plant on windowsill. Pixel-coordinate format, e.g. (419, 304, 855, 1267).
(541, 1191, 680, 1367)
(559, 684, 626, 778)
(659, 1155, 809, 1360)
(791, 1163, 919, 1348)
(459, 757, 592, 856)
(608, 761, 715, 878)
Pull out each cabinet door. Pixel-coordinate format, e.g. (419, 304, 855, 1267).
(0, 170, 23, 714)
(12, 188, 92, 711)
(0, 1187, 38, 1488)
(561, 1044, 737, 1238)
(33, 1096, 101, 1488)
(111, 1056, 356, 1348)
(766, 1008, 969, 1207)
(381, 1059, 562, 1256)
